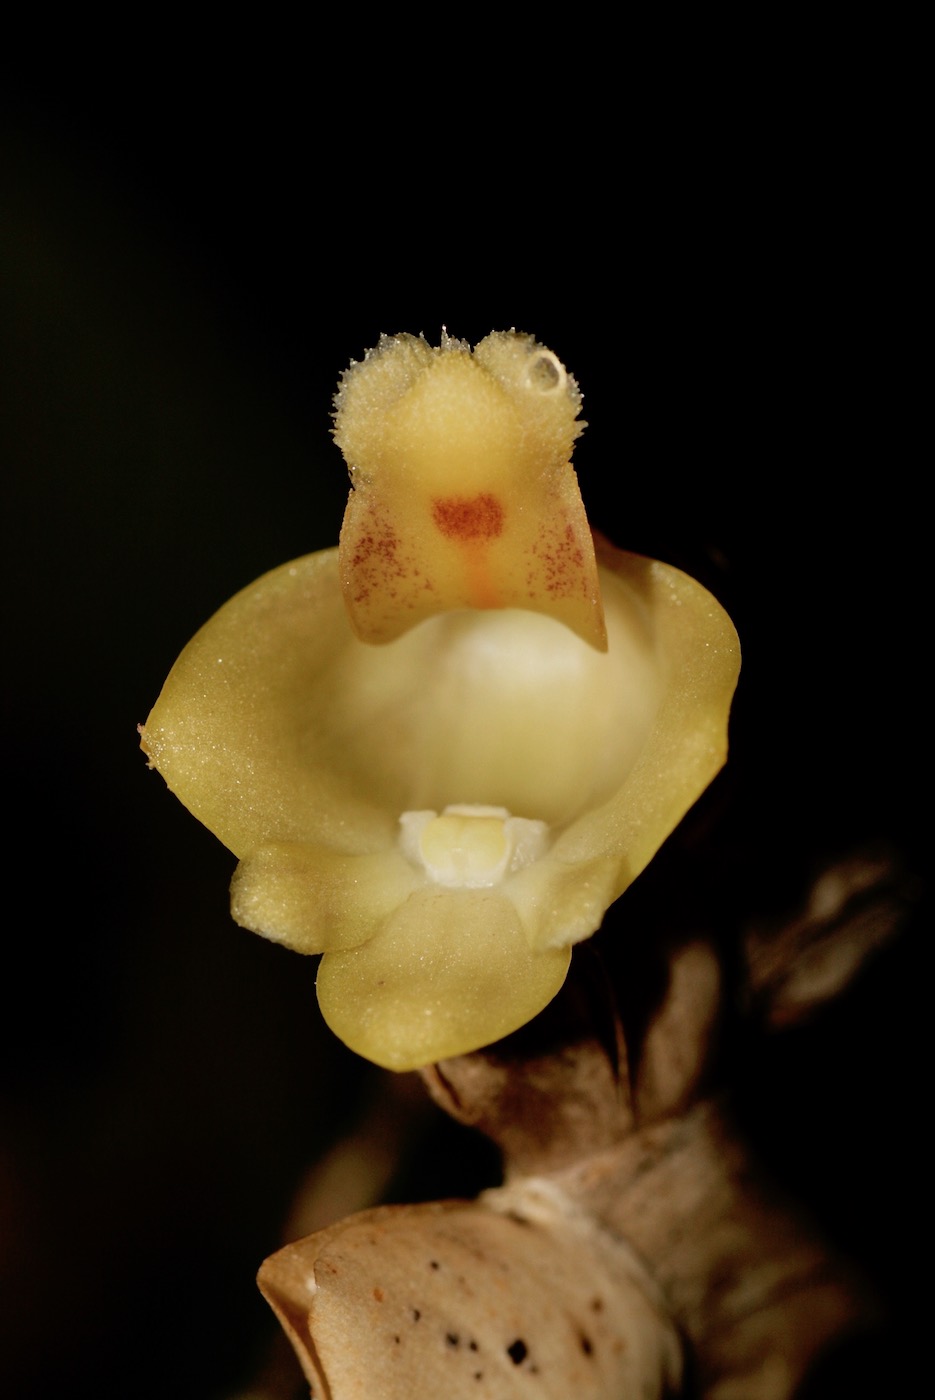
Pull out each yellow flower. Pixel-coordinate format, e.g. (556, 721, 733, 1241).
(141, 332, 740, 1071)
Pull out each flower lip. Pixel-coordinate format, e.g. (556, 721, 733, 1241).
(333, 330, 607, 650)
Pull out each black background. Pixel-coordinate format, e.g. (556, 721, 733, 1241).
(1, 59, 924, 1398)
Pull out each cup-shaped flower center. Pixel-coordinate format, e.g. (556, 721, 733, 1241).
(319, 569, 662, 835)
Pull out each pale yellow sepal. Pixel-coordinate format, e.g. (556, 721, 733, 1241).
(334, 331, 607, 650)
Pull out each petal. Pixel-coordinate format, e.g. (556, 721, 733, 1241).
(230, 842, 423, 954)
(518, 542, 740, 953)
(315, 889, 571, 1071)
(507, 852, 623, 952)
(141, 550, 389, 858)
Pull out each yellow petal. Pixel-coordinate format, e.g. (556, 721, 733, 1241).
(230, 842, 422, 953)
(514, 540, 740, 953)
(315, 888, 571, 1071)
(141, 549, 387, 859)
(552, 540, 739, 928)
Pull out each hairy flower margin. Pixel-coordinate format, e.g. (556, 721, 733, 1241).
(140, 332, 740, 1070)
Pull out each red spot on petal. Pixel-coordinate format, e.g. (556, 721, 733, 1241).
(432, 493, 504, 540)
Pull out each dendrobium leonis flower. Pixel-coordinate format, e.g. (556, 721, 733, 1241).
(140, 331, 740, 1071)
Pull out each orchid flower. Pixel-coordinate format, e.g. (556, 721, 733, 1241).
(140, 331, 740, 1070)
